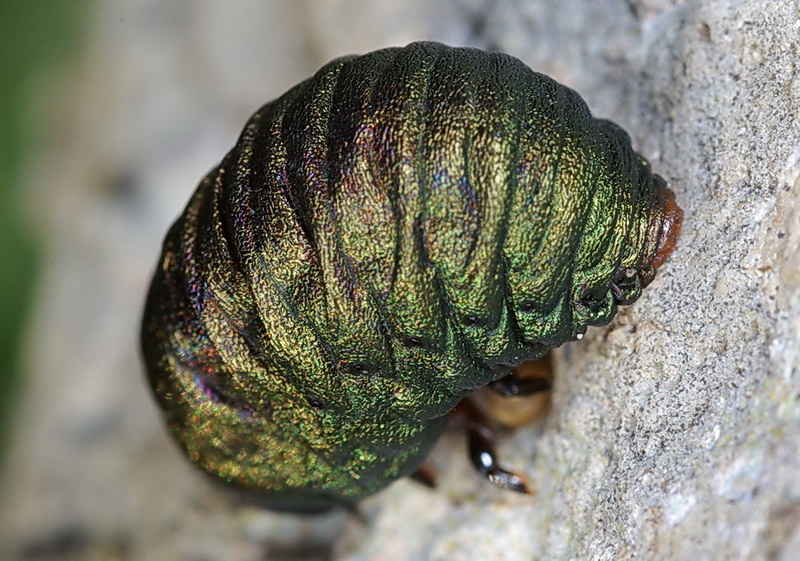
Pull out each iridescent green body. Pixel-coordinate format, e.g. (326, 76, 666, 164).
(142, 42, 671, 512)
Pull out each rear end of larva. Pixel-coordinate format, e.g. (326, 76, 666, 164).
(141, 42, 681, 512)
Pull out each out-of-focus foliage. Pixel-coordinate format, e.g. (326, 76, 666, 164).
(0, 0, 89, 461)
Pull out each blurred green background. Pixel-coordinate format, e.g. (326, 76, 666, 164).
(0, 1, 89, 460)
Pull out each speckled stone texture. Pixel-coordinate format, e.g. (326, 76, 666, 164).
(1, 1, 798, 560)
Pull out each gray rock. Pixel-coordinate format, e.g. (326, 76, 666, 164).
(2, 0, 798, 560)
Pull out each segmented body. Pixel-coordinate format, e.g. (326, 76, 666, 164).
(142, 42, 679, 512)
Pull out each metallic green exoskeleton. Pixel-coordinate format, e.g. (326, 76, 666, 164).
(142, 42, 679, 512)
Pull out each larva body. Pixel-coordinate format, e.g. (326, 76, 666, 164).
(142, 42, 682, 512)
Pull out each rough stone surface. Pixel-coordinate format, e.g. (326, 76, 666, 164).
(1, 1, 798, 560)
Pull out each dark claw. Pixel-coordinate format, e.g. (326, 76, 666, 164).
(609, 282, 623, 302)
(489, 355, 553, 397)
(488, 375, 551, 397)
(468, 426, 530, 493)
(452, 399, 531, 494)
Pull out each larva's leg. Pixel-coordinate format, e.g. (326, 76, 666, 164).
(410, 464, 437, 488)
(489, 354, 553, 397)
(488, 373, 551, 397)
(472, 353, 553, 428)
(451, 399, 531, 494)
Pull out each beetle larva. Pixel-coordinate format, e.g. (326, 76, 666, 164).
(141, 41, 682, 512)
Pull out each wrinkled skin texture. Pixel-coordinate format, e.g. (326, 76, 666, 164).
(141, 42, 679, 512)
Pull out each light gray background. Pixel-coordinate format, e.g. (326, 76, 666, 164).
(2, 1, 798, 560)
